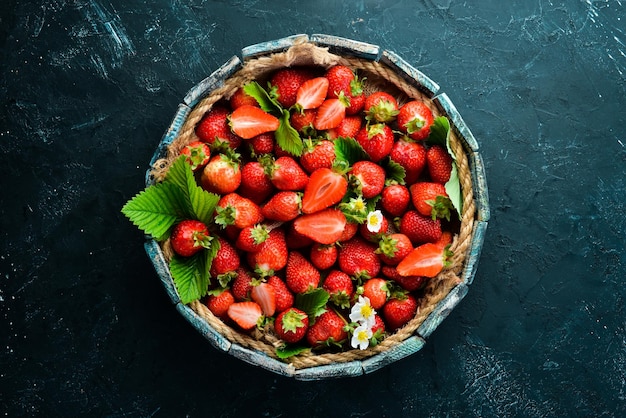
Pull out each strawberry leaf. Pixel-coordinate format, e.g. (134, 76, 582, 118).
(243, 81, 282, 114)
(381, 157, 406, 185)
(426, 116, 450, 148)
(295, 288, 330, 324)
(170, 238, 220, 304)
(445, 162, 462, 217)
(335, 136, 368, 166)
(275, 109, 303, 156)
(275, 344, 310, 359)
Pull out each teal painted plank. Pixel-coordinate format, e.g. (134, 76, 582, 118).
(228, 344, 296, 377)
(462, 220, 489, 286)
(433, 93, 480, 153)
(294, 360, 364, 381)
(241, 34, 310, 60)
(469, 151, 491, 222)
(144, 239, 179, 305)
(379, 50, 440, 97)
(361, 336, 425, 375)
(417, 284, 469, 339)
(175, 303, 231, 353)
(183, 55, 242, 108)
(310, 33, 379, 61)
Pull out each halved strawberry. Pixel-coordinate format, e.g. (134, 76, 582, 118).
(314, 98, 347, 130)
(251, 282, 276, 316)
(229, 105, 280, 139)
(295, 77, 329, 110)
(293, 208, 347, 245)
(227, 301, 263, 330)
(301, 168, 348, 214)
(395, 242, 452, 278)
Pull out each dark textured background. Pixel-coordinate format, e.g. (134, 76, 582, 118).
(1, 1, 625, 416)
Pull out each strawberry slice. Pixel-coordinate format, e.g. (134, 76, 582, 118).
(229, 105, 280, 139)
(314, 98, 346, 130)
(396, 242, 452, 278)
(293, 208, 347, 245)
(227, 301, 263, 330)
(301, 168, 348, 214)
(296, 77, 329, 110)
(251, 282, 276, 316)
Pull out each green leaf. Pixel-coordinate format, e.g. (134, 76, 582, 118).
(382, 157, 406, 185)
(426, 116, 450, 148)
(295, 288, 330, 324)
(243, 81, 282, 114)
(275, 109, 303, 156)
(445, 161, 462, 217)
(170, 238, 220, 304)
(121, 182, 186, 239)
(335, 137, 369, 166)
(275, 344, 310, 359)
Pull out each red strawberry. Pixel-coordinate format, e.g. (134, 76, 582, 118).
(275, 308, 309, 344)
(285, 222, 315, 249)
(325, 65, 355, 99)
(427, 145, 453, 184)
(239, 161, 274, 204)
(263, 156, 309, 191)
(370, 314, 386, 344)
(295, 77, 329, 110)
(231, 268, 255, 301)
(381, 184, 410, 217)
(359, 214, 390, 243)
(381, 265, 427, 292)
(389, 138, 426, 185)
(200, 153, 241, 195)
(396, 100, 434, 141)
(310, 243, 338, 270)
(245, 132, 274, 156)
(290, 108, 317, 133)
(271, 67, 315, 108)
(345, 91, 366, 116)
(285, 251, 321, 294)
(209, 237, 241, 279)
(377, 233, 413, 266)
(314, 98, 347, 130)
(382, 293, 418, 330)
(215, 193, 264, 230)
(230, 86, 259, 109)
(235, 224, 270, 252)
(195, 105, 242, 149)
(229, 105, 280, 140)
(327, 115, 362, 139)
(434, 230, 453, 249)
(301, 168, 348, 214)
(306, 309, 348, 348)
(338, 237, 381, 279)
(350, 160, 386, 199)
(299, 139, 336, 174)
(251, 282, 276, 316)
(205, 288, 235, 319)
(170, 220, 212, 257)
(338, 221, 359, 242)
(180, 141, 211, 171)
(409, 182, 453, 221)
(228, 301, 263, 330)
(355, 123, 394, 163)
(247, 228, 288, 276)
(396, 242, 452, 278)
(364, 92, 399, 123)
(267, 275, 294, 313)
(293, 208, 347, 245)
(362, 278, 389, 309)
(261, 191, 301, 222)
(399, 210, 442, 245)
(322, 270, 354, 309)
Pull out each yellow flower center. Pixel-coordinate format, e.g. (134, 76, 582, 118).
(360, 304, 373, 318)
(357, 330, 370, 342)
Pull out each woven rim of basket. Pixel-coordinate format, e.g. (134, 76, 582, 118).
(150, 40, 476, 369)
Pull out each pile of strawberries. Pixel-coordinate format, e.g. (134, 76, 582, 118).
(170, 64, 458, 353)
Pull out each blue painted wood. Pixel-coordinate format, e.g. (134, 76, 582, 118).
(144, 239, 180, 304)
(228, 344, 296, 377)
(294, 360, 364, 381)
(433, 93, 480, 153)
(310, 33, 379, 61)
(241, 34, 310, 60)
(175, 303, 232, 353)
(462, 220, 489, 286)
(361, 336, 425, 375)
(417, 283, 469, 339)
(469, 151, 491, 222)
(183, 55, 242, 108)
(379, 50, 440, 98)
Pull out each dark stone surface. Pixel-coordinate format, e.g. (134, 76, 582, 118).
(1, 1, 625, 416)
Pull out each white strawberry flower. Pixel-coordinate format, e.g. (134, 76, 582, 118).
(349, 295, 376, 328)
(351, 324, 373, 350)
(366, 210, 384, 233)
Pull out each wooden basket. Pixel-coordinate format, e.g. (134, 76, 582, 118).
(143, 34, 490, 380)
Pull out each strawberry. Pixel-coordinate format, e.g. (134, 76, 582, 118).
(426, 144, 453, 184)
(325, 65, 356, 99)
(382, 293, 418, 330)
(270, 67, 316, 108)
(364, 92, 399, 123)
(229, 105, 280, 140)
(322, 270, 354, 309)
(314, 98, 347, 130)
(409, 182, 453, 221)
(228, 301, 263, 330)
(301, 168, 348, 214)
(205, 288, 235, 319)
(290, 109, 317, 134)
(327, 115, 362, 139)
(381, 184, 411, 217)
(209, 237, 241, 280)
(306, 309, 348, 348)
(215, 193, 264, 230)
(263, 156, 309, 191)
(350, 160, 386, 199)
(274, 307, 309, 344)
(245, 132, 274, 156)
(180, 141, 211, 171)
(377, 233, 413, 266)
(238, 161, 274, 204)
(338, 237, 381, 280)
(299, 139, 336, 174)
(295, 77, 329, 110)
(398, 210, 442, 245)
(170, 219, 212, 258)
(235, 224, 270, 252)
(338, 221, 359, 242)
(395, 242, 452, 278)
(230, 86, 259, 109)
(285, 251, 321, 294)
(355, 123, 394, 163)
(434, 230, 453, 249)
(195, 105, 242, 149)
(381, 265, 428, 292)
(370, 314, 386, 345)
(247, 228, 288, 276)
(362, 278, 389, 309)
(267, 275, 294, 313)
(396, 100, 434, 141)
(310, 243, 338, 270)
(231, 268, 255, 301)
(293, 208, 347, 245)
(285, 222, 315, 249)
(261, 191, 301, 222)
(251, 282, 276, 316)
(359, 214, 390, 243)
(200, 153, 241, 195)
(389, 137, 426, 185)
